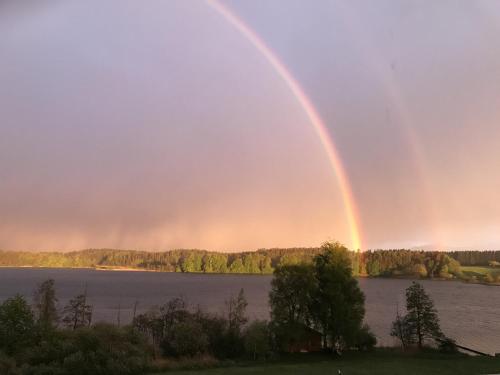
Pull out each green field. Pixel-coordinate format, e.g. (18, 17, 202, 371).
(155, 351, 500, 375)
(461, 266, 500, 281)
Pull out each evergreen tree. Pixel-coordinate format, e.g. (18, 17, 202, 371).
(391, 282, 443, 349)
(405, 282, 442, 348)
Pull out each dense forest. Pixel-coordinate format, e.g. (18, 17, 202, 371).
(1, 247, 499, 282)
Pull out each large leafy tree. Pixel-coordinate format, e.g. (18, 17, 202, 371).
(202, 253, 228, 273)
(269, 263, 315, 350)
(311, 242, 366, 350)
(269, 241, 370, 352)
(181, 252, 203, 273)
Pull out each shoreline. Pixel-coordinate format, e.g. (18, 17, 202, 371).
(0, 265, 498, 286)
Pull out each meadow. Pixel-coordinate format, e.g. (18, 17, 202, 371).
(156, 351, 500, 375)
(461, 266, 500, 283)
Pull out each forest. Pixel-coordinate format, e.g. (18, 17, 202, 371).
(0, 247, 499, 283)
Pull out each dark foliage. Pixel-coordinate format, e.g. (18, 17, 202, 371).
(62, 294, 93, 330)
(134, 290, 253, 360)
(33, 279, 58, 330)
(269, 242, 375, 353)
(0, 283, 151, 375)
(0, 295, 35, 355)
(438, 337, 459, 354)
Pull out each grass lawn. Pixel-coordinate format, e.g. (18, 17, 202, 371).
(154, 351, 500, 375)
(461, 266, 500, 280)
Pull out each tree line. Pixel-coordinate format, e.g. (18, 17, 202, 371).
(448, 251, 500, 266)
(3, 247, 498, 275)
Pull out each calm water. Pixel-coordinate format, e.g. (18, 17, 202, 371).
(1, 268, 499, 355)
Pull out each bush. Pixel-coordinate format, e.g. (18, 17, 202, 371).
(484, 273, 494, 283)
(196, 313, 246, 359)
(243, 321, 271, 359)
(439, 337, 458, 354)
(20, 324, 151, 375)
(354, 325, 377, 351)
(0, 351, 19, 375)
(161, 320, 209, 358)
(197, 314, 232, 359)
(134, 295, 249, 360)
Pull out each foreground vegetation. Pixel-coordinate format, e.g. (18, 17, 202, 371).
(154, 351, 500, 375)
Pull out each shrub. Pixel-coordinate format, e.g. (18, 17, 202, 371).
(161, 320, 209, 358)
(243, 321, 271, 359)
(0, 351, 19, 375)
(439, 337, 458, 354)
(354, 324, 377, 351)
(21, 324, 151, 375)
(484, 273, 494, 283)
(197, 314, 231, 359)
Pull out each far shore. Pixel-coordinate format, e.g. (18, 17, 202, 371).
(0, 265, 158, 272)
(0, 265, 498, 286)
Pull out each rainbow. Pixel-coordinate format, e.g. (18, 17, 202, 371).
(335, 2, 445, 249)
(206, 0, 362, 250)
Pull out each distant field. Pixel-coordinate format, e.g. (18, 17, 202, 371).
(461, 266, 500, 279)
(156, 351, 500, 375)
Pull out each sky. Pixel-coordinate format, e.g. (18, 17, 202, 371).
(0, 0, 500, 252)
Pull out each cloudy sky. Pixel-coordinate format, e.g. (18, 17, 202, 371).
(1, 0, 499, 251)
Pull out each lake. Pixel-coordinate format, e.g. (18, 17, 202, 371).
(1, 268, 499, 355)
